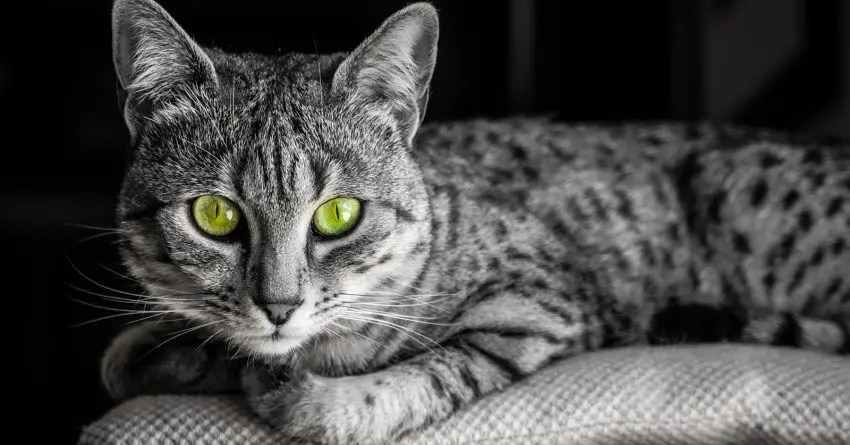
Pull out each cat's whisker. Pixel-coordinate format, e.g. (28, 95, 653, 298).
(196, 328, 225, 353)
(66, 255, 182, 300)
(141, 319, 226, 359)
(70, 308, 191, 328)
(337, 313, 443, 354)
(65, 223, 127, 233)
(67, 283, 213, 305)
(337, 294, 458, 310)
(335, 292, 457, 313)
(341, 307, 454, 326)
(65, 294, 180, 314)
(326, 321, 384, 348)
(75, 231, 122, 244)
(97, 263, 200, 296)
(337, 305, 443, 320)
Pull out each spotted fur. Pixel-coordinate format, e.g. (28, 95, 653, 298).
(101, 1, 850, 444)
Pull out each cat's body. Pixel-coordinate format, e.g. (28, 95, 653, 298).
(101, 1, 850, 444)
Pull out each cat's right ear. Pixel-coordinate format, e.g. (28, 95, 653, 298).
(112, 0, 218, 137)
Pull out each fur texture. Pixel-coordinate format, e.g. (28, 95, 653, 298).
(101, 1, 850, 444)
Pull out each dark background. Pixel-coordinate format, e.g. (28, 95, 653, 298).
(4, 0, 848, 443)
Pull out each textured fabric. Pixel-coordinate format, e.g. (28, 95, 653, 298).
(80, 345, 850, 445)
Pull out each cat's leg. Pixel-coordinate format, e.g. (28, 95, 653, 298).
(101, 320, 243, 401)
(242, 287, 594, 445)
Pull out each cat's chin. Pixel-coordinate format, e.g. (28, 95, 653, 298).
(240, 334, 305, 357)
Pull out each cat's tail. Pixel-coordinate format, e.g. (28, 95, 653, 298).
(649, 302, 849, 355)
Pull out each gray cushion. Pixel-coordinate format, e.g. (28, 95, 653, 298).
(79, 345, 850, 444)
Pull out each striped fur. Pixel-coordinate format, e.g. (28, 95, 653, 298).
(102, 1, 850, 444)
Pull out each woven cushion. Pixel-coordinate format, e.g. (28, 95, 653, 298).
(79, 345, 850, 445)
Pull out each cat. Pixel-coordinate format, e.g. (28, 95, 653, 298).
(100, 0, 850, 444)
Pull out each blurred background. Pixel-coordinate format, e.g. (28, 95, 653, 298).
(3, 0, 848, 442)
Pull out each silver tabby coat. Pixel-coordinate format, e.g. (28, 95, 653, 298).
(102, 1, 850, 444)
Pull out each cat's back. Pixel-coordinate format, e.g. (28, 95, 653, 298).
(411, 118, 695, 199)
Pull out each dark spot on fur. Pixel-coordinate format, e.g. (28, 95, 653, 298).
(782, 189, 801, 210)
(750, 179, 769, 207)
(798, 210, 814, 232)
(832, 238, 847, 255)
(584, 189, 608, 221)
(661, 250, 675, 269)
(771, 313, 801, 347)
(802, 149, 824, 165)
(826, 278, 843, 298)
(532, 278, 549, 289)
(364, 394, 375, 406)
(707, 191, 726, 222)
(760, 152, 783, 169)
(809, 171, 827, 189)
(643, 134, 663, 146)
(649, 302, 745, 344)
(638, 240, 657, 267)
(762, 272, 776, 293)
(786, 264, 807, 295)
(689, 265, 701, 289)
(811, 247, 825, 266)
(522, 166, 540, 180)
(509, 143, 527, 161)
(732, 231, 752, 254)
(613, 190, 635, 220)
(826, 197, 845, 217)
(487, 257, 501, 272)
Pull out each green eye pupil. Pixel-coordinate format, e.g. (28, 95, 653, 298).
(192, 195, 241, 237)
(313, 198, 361, 237)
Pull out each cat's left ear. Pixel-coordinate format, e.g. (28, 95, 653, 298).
(332, 3, 439, 146)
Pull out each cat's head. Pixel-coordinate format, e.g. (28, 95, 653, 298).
(111, 0, 438, 356)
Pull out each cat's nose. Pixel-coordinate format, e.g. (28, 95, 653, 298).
(258, 303, 298, 326)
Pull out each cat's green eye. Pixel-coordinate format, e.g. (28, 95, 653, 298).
(192, 195, 242, 237)
(313, 197, 362, 237)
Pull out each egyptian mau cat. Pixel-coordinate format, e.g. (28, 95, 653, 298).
(101, 0, 850, 444)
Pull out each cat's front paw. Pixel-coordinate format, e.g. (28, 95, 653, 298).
(242, 368, 386, 445)
(101, 321, 233, 401)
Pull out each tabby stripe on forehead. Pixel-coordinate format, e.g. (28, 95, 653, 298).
(310, 156, 327, 201)
(288, 151, 301, 194)
(273, 142, 285, 198)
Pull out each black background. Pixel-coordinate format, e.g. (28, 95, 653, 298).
(3, 1, 846, 443)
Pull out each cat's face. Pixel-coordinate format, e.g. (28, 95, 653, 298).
(111, 0, 438, 356)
